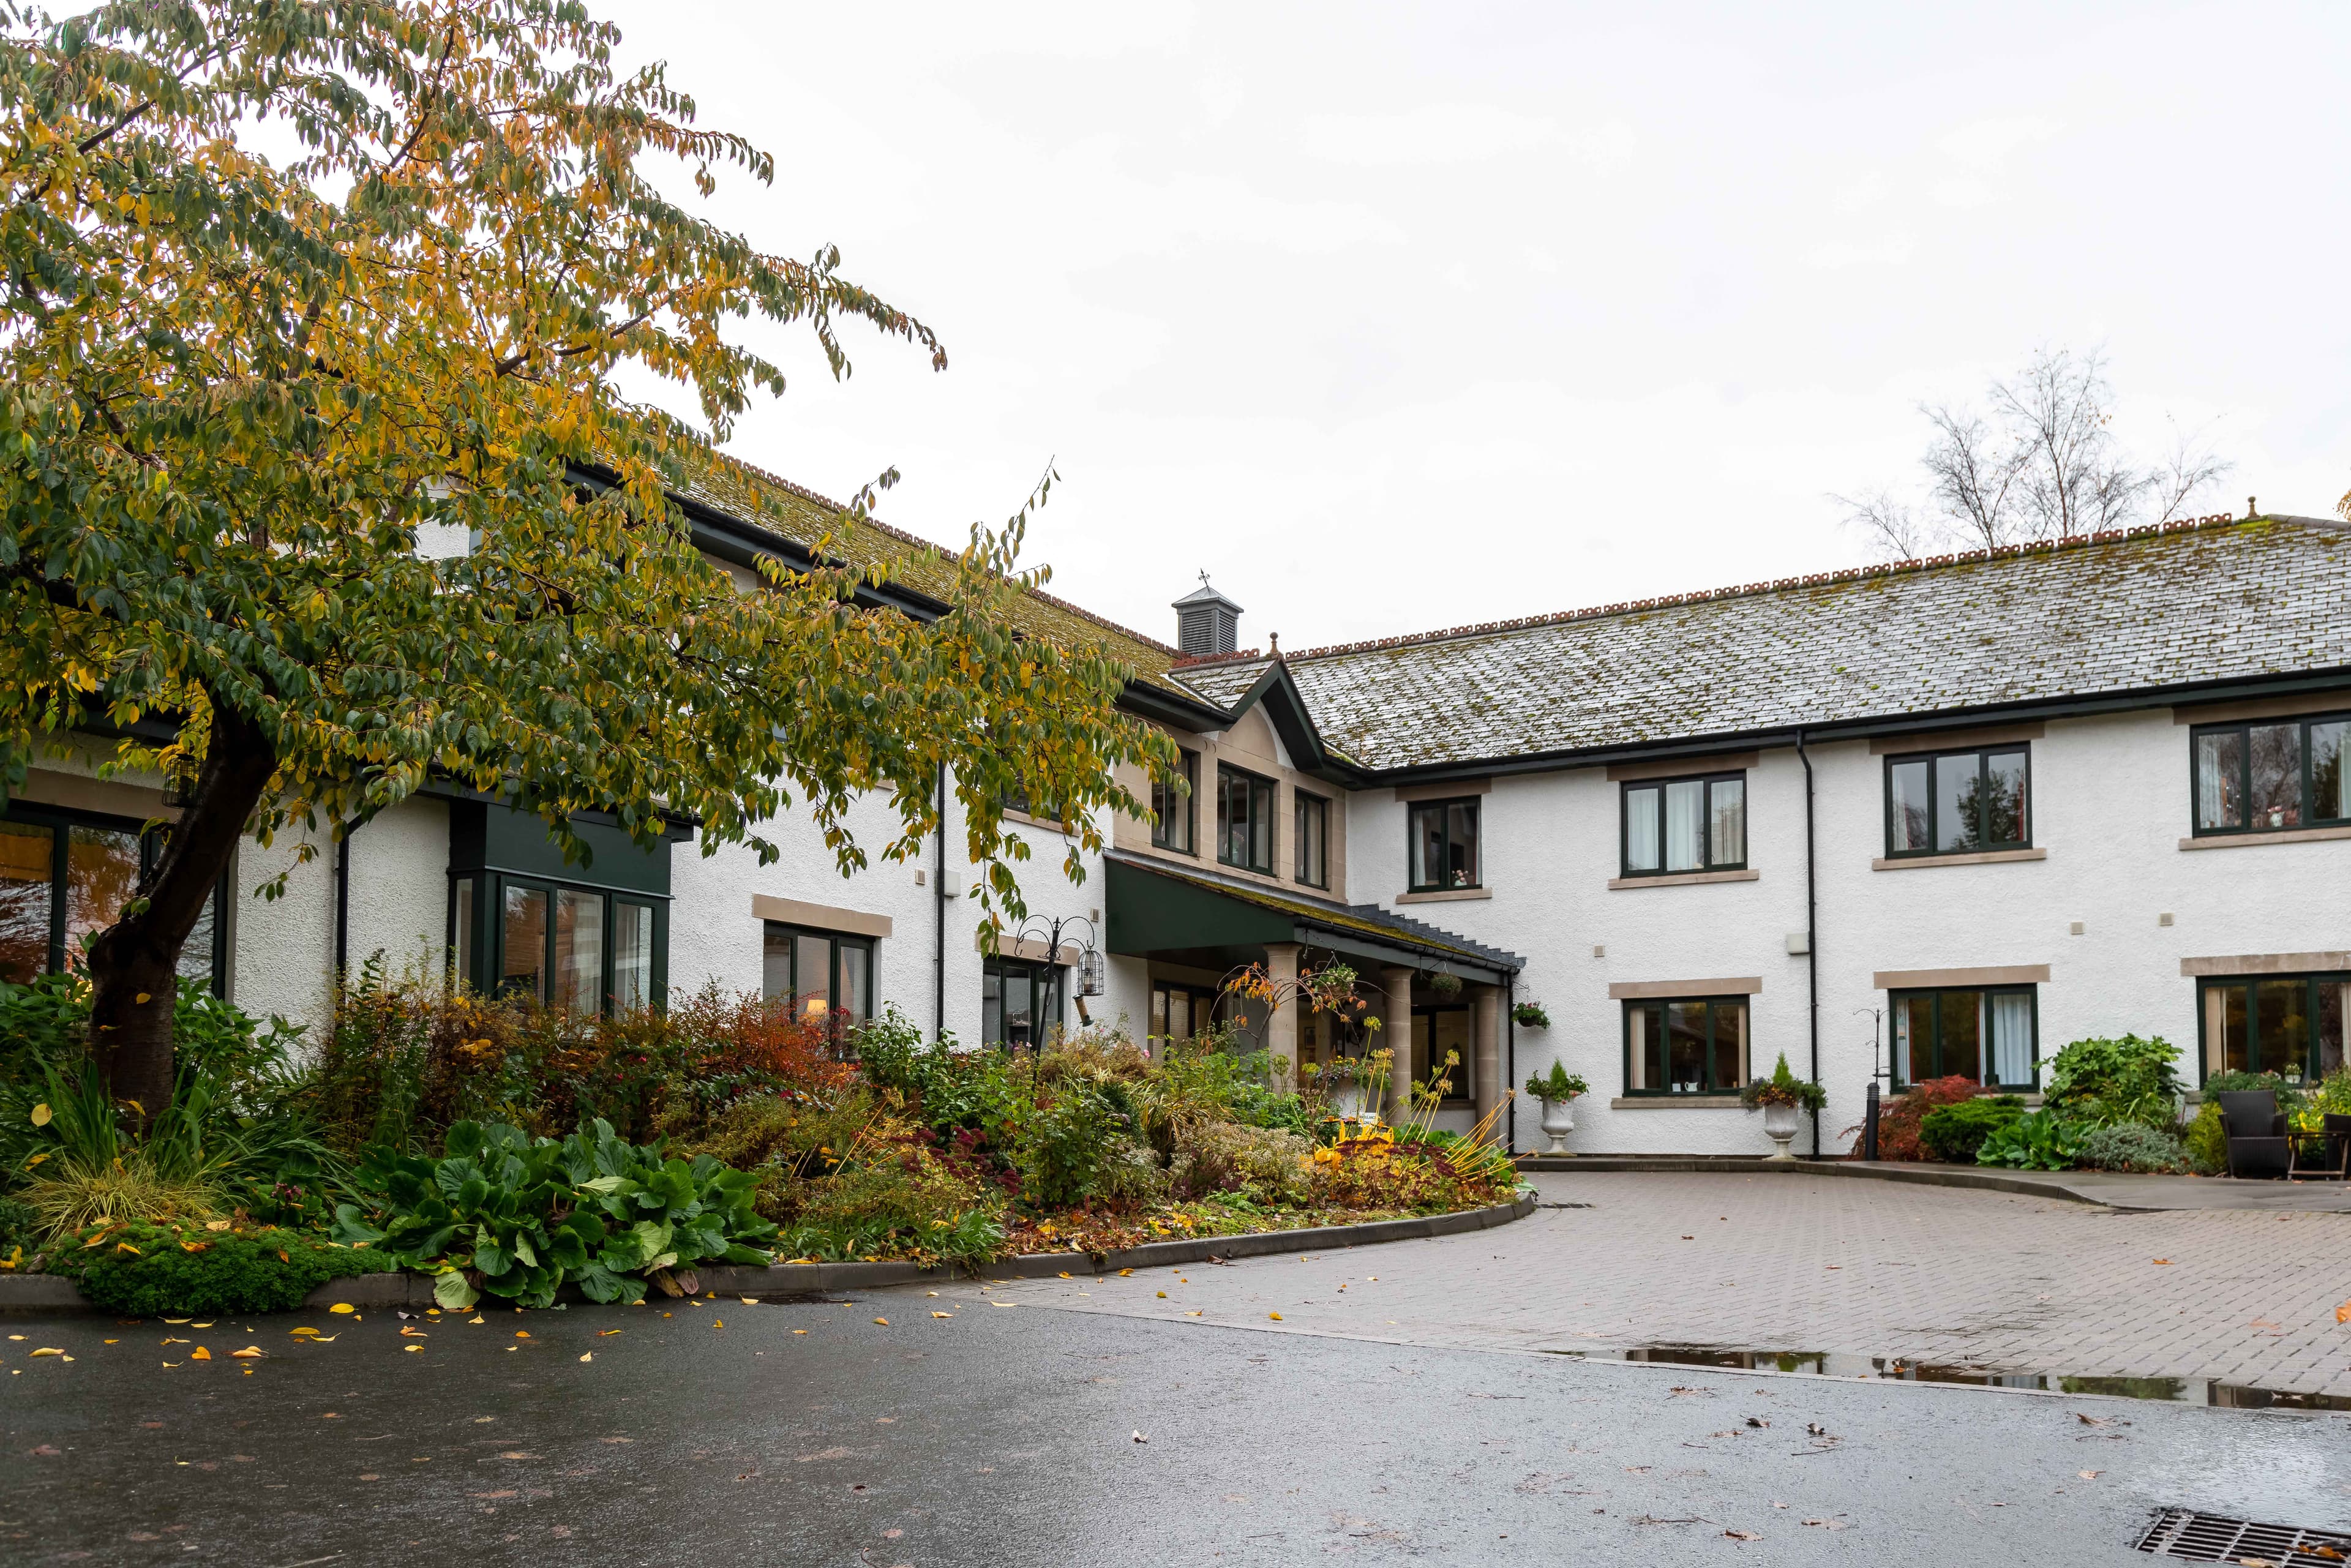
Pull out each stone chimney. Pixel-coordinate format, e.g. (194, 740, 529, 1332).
(1173, 575, 1244, 656)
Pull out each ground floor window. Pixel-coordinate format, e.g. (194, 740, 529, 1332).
(1149, 980, 1221, 1048)
(760, 922, 874, 1040)
(1624, 997, 1749, 1095)
(1411, 1004, 1474, 1101)
(983, 956, 1063, 1048)
(451, 873, 664, 1015)
(1891, 985, 2036, 1090)
(2199, 974, 2348, 1086)
(0, 805, 224, 991)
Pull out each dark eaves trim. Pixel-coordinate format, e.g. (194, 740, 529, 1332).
(1368, 664, 2351, 786)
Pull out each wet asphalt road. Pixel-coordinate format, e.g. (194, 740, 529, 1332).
(3, 1285, 2349, 1566)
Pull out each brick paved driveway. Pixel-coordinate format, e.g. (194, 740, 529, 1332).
(932, 1171, 2351, 1398)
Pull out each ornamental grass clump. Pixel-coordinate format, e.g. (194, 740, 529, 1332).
(2074, 1122, 2190, 1174)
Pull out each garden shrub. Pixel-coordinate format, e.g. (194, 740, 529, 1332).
(2181, 1100, 2225, 1174)
(1865, 1076, 1989, 1161)
(784, 1147, 1005, 1266)
(1918, 1096, 2025, 1163)
(2075, 1122, 2189, 1174)
(1011, 1086, 1127, 1208)
(1171, 1122, 1313, 1206)
(0, 1193, 39, 1257)
(1976, 1109, 2084, 1170)
(2042, 1034, 2185, 1127)
(45, 1221, 399, 1315)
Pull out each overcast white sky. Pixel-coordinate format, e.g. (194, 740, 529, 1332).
(599, 1, 2351, 654)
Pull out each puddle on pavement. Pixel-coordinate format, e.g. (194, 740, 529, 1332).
(1544, 1342, 2351, 1411)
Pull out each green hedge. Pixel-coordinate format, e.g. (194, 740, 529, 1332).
(44, 1223, 398, 1315)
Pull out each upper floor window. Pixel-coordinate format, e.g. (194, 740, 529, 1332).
(1884, 746, 2029, 857)
(2191, 714, 2349, 835)
(1408, 798, 1480, 891)
(1624, 996, 1749, 1095)
(1294, 790, 1330, 887)
(1622, 773, 1745, 876)
(1217, 765, 1275, 874)
(1891, 985, 2036, 1090)
(1151, 749, 1198, 854)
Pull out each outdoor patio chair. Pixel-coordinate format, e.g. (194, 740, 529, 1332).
(2216, 1090, 2292, 1180)
(2289, 1112, 2351, 1181)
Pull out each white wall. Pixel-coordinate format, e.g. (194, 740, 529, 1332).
(1351, 706, 2351, 1156)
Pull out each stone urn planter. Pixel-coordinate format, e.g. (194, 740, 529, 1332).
(1760, 1100, 1802, 1161)
(1536, 1095, 1577, 1155)
(1740, 1052, 1825, 1163)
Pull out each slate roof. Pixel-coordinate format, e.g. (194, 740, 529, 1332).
(1168, 515, 2351, 771)
(675, 456, 1199, 700)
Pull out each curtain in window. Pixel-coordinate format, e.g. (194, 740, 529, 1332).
(1709, 779, 1745, 866)
(1989, 992, 2033, 1085)
(2195, 732, 2241, 830)
(1664, 781, 1703, 872)
(1625, 789, 1660, 872)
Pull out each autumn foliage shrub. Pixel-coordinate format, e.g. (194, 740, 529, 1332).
(1865, 1076, 1993, 1161)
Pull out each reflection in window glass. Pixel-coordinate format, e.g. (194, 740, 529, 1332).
(452, 878, 474, 989)
(1710, 779, 1746, 866)
(554, 888, 603, 1013)
(2249, 723, 2303, 830)
(2314, 722, 2349, 822)
(0, 819, 53, 983)
(796, 933, 833, 1024)
(1891, 986, 2036, 1088)
(64, 825, 140, 970)
(838, 942, 870, 1024)
(1413, 1007, 1473, 1100)
(1626, 997, 1749, 1094)
(1985, 751, 2028, 844)
(1933, 755, 1981, 853)
(2195, 730, 2245, 830)
(1664, 781, 1704, 871)
(613, 900, 653, 1011)
(1294, 792, 1329, 887)
(1625, 787, 1660, 871)
(501, 884, 550, 1000)
(1889, 760, 1931, 851)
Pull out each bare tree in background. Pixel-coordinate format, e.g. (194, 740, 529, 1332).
(1838, 344, 2233, 560)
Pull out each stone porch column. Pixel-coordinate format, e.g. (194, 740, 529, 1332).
(1264, 942, 1302, 1090)
(1473, 985, 1502, 1128)
(1379, 965, 1415, 1121)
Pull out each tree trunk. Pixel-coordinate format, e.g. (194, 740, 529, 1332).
(86, 697, 277, 1120)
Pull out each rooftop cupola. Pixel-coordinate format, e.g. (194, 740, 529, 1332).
(1173, 574, 1244, 657)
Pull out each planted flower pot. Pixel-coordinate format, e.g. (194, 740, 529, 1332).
(1537, 1095, 1577, 1155)
(1761, 1100, 1803, 1161)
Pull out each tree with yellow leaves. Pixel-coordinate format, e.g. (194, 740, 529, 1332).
(0, 0, 1172, 1114)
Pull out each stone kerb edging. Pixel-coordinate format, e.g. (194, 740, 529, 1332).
(0, 1192, 1539, 1313)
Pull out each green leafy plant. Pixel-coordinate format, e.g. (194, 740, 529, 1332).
(1523, 1062, 1588, 1102)
(45, 1221, 398, 1316)
(1918, 1096, 2025, 1163)
(1511, 1002, 1550, 1029)
(1976, 1109, 2084, 1170)
(1739, 1054, 1828, 1113)
(2041, 1035, 2185, 1127)
(2074, 1122, 2189, 1174)
(333, 1119, 776, 1309)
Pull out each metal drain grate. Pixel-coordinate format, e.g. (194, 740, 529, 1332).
(2137, 1507, 2351, 1564)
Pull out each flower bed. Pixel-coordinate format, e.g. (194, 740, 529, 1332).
(0, 966, 1521, 1311)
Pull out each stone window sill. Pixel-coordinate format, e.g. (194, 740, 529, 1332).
(1610, 1094, 1744, 1109)
(1872, 847, 2046, 871)
(1396, 887, 1492, 904)
(1002, 807, 1073, 834)
(1607, 869, 1759, 890)
(2178, 824, 2351, 851)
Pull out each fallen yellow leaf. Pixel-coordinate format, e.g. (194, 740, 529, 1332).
(1117, 1268, 1133, 1277)
(29, 1347, 64, 1357)
(2079, 1469, 2102, 1480)
(230, 1347, 264, 1359)
(2338, 1300, 2350, 1325)
(1269, 1312, 1283, 1321)
(29, 1103, 50, 1127)
(328, 1304, 356, 1315)
(189, 1346, 211, 1360)
(405, 1345, 424, 1354)
(793, 1329, 808, 1335)
(872, 1318, 888, 1326)
(190, 1322, 212, 1329)
(514, 1331, 530, 1338)
(579, 1352, 593, 1362)
(598, 1329, 622, 1337)
(204, 1219, 231, 1232)
(932, 1311, 952, 1318)
(740, 1297, 756, 1305)
(2153, 1258, 2173, 1266)
(1057, 1272, 1072, 1279)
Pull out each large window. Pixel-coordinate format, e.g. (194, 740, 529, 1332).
(1217, 765, 1275, 874)
(1149, 980, 1221, 1048)
(1408, 798, 1480, 891)
(1624, 997, 1749, 1095)
(1891, 986, 2037, 1089)
(1411, 1005, 1473, 1102)
(0, 805, 224, 991)
(762, 922, 874, 1037)
(2199, 973, 2348, 1084)
(1151, 749, 1198, 854)
(454, 876, 662, 1015)
(1294, 790, 1330, 887)
(1884, 746, 2030, 857)
(1622, 773, 1745, 876)
(983, 955, 1063, 1048)
(2191, 714, 2350, 836)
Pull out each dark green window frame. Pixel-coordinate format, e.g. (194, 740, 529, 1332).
(2189, 712, 2351, 837)
(1888, 985, 2038, 1090)
(1883, 745, 2031, 858)
(1619, 771, 1747, 877)
(1406, 797, 1481, 891)
(2196, 972, 2349, 1086)
(449, 872, 666, 1016)
(1621, 996, 1749, 1096)
(983, 954, 1063, 1048)
(0, 803, 228, 993)
(1217, 764, 1275, 874)
(1149, 979, 1221, 1046)
(1294, 789, 1330, 888)
(761, 921, 876, 1032)
(1150, 748, 1198, 854)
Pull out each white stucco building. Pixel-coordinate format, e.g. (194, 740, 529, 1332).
(10, 467, 2347, 1158)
